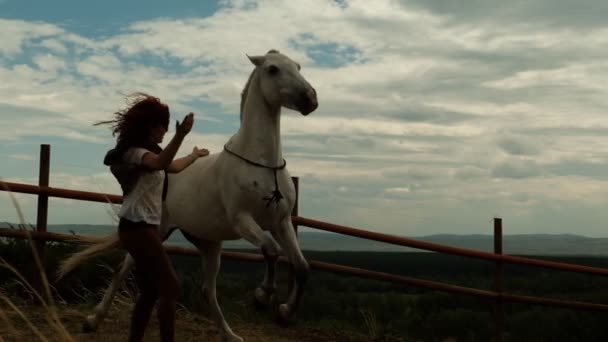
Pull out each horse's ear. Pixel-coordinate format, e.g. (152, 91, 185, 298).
(247, 54, 265, 66)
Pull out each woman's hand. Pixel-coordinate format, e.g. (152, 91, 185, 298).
(167, 146, 210, 173)
(191, 146, 210, 158)
(176, 113, 195, 136)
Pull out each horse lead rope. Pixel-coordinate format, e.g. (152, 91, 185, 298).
(223, 144, 287, 208)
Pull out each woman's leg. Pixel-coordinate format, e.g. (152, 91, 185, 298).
(119, 221, 178, 342)
(154, 241, 178, 342)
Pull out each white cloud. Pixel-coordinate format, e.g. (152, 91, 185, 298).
(39, 38, 68, 54)
(3, 1, 608, 236)
(0, 19, 64, 55)
(483, 62, 608, 92)
(283, 116, 483, 137)
(385, 187, 411, 194)
(9, 154, 35, 161)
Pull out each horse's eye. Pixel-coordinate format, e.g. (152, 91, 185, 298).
(268, 65, 279, 75)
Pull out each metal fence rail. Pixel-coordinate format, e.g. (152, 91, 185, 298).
(293, 217, 608, 276)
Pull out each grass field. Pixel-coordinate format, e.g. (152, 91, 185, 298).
(1, 303, 365, 342)
(2, 236, 608, 341)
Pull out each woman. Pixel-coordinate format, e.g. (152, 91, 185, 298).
(96, 93, 209, 342)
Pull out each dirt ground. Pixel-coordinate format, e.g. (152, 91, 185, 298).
(0, 303, 366, 342)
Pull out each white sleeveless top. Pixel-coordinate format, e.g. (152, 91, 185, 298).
(118, 147, 165, 225)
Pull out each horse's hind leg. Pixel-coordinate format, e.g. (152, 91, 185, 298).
(181, 232, 243, 342)
(83, 253, 134, 332)
(233, 214, 280, 308)
(83, 220, 177, 332)
(271, 217, 309, 326)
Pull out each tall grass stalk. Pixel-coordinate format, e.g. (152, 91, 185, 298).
(1, 180, 75, 341)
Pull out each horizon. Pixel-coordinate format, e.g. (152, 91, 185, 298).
(5, 222, 608, 255)
(3, 222, 607, 239)
(3, 1, 608, 237)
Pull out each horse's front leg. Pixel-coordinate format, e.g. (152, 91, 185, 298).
(271, 217, 309, 326)
(254, 243, 278, 308)
(234, 214, 280, 308)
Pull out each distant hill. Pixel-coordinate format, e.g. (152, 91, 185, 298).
(4, 223, 608, 255)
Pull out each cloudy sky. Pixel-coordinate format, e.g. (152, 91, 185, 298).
(2, 0, 608, 238)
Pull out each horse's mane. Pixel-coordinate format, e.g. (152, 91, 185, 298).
(240, 49, 281, 123)
(240, 69, 256, 123)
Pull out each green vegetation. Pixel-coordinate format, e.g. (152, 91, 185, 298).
(2, 236, 608, 341)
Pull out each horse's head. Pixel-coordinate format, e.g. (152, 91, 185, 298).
(247, 50, 318, 116)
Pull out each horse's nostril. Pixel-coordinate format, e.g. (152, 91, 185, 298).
(310, 97, 318, 108)
(297, 88, 318, 115)
(306, 89, 317, 103)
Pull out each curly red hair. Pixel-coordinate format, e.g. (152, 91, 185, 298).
(96, 93, 170, 146)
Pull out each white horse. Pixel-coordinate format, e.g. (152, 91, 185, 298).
(58, 49, 318, 342)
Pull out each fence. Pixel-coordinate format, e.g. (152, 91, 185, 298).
(2, 144, 608, 341)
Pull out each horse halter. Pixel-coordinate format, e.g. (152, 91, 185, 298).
(223, 144, 287, 208)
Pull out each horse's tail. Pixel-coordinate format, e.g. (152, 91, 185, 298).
(56, 233, 122, 280)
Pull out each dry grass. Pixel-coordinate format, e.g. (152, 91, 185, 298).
(0, 181, 74, 342)
(0, 301, 362, 342)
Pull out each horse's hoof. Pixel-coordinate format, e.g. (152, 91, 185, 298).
(253, 287, 273, 309)
(276, 304, 291, 328)
(81, 316, 97, 333)
(221, 333, 244, 342)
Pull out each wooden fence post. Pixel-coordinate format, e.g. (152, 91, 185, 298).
(288, 176, 299, 294)
(34, 144, 50, 298)
(493, 217, 504, 342)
